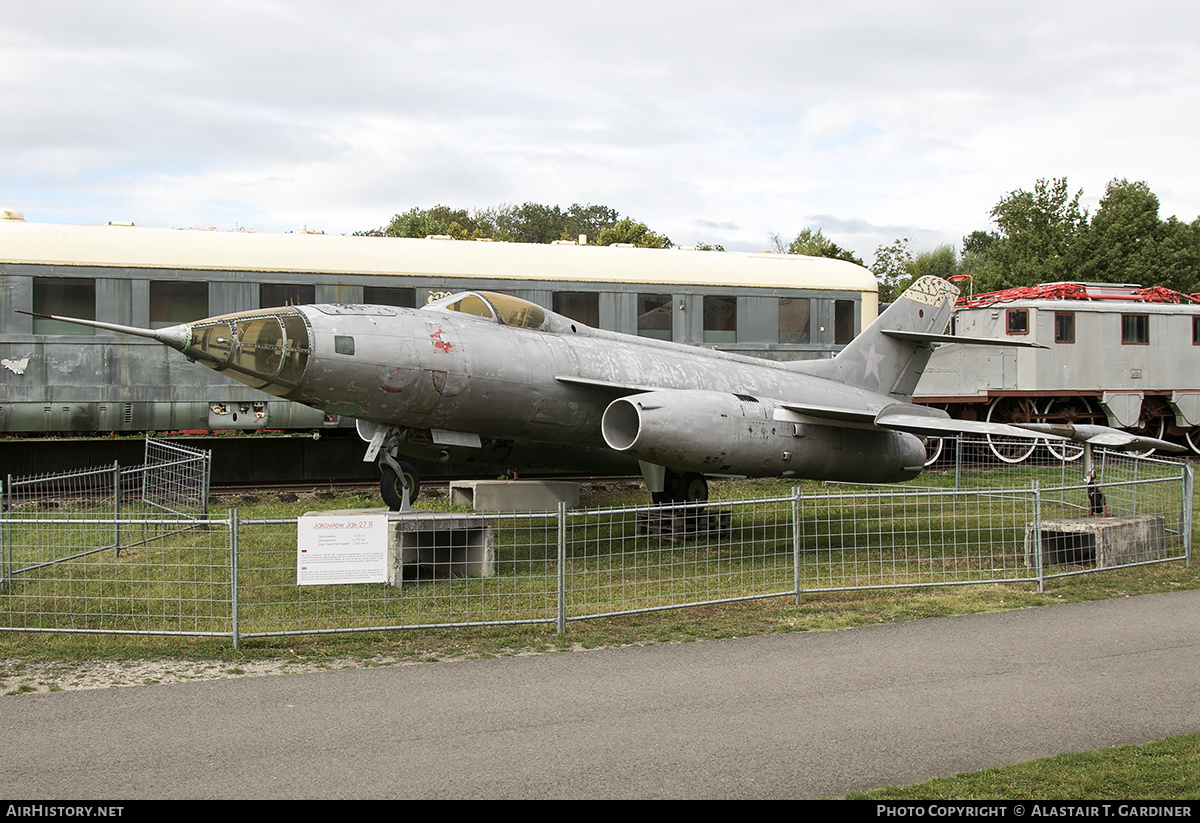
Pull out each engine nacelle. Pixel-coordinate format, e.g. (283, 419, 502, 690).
(601, 390, 926, 483)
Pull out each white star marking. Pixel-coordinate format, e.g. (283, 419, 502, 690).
(862, 343, 885, 383)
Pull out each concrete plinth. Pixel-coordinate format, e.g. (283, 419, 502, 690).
(388, 510, 495, 585)
(1024, 515, 1167, 568)
(636, 508, 732, 542)
(450, 480, 579, 512)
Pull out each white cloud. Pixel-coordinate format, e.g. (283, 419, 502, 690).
(3, 0, 1199, 264)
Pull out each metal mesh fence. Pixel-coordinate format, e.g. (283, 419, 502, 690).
(0, 444, 1192, 644)
(1, 516, 232, 636)
(141, 437, 212, 516)
(563, 496, 798, 619)
(234, 513, 562, 639)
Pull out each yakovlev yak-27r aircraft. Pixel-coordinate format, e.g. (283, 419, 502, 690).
(27, 276, 1180, 509)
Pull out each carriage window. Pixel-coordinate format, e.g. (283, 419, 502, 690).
(553, 292, 599, 326)
(834, 300, 855, 344)
(703, 295, 737, 343)
(1006, 309, 1029, 335)
(261, 284, 315, 308)
(150, 281, 208, 329)
(1122, 314, 1149, 345)
(779, 298, 811, 344)
(637, 293, 672, 340)
(1193, 316, 1200, 345)
(1054, 312, 1075, 344)
(33, 277, 95, 334)
(363, 286, 416, 308)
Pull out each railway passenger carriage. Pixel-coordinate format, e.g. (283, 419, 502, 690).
(0, 211, 877, 435)
(913, 283, 1200, 459)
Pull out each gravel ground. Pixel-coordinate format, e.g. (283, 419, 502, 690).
(0, 655, 414, 694)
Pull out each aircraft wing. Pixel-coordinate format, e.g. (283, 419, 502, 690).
(778, 400, 1184, 452)
(873, 405, 1186, 452)
(1011, 423, 1186, 453)
(776, 399, 1053, 440)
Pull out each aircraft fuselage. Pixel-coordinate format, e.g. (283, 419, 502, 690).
(169, 293, 925, 484)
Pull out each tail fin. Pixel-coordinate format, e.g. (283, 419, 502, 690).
(795, 276, 959, 400)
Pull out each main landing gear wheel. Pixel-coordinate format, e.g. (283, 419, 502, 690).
(653, 471, 709, 504)
(985, 397, 1039, 464)
(672, 472, 709, 503)
(380, 462, 420, 510)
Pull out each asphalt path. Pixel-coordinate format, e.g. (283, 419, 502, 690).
(5, 589, 1200, 799)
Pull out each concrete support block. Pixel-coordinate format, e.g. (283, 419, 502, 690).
(449, 479, 579, 512)
(388, 511, 495, 585)
(1025, 515, 1167, 568)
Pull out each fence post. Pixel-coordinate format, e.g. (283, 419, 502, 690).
(113, 461, 121, 556)
(792, 487, 802, 605)
(1, 478, 7, 590)
(202, 452, 212, 516)
(1033, 480, 1043, 593)
(556, 501, 566, 635)
(231, 509, 240, 650)
(1183, 464, 1194, 568)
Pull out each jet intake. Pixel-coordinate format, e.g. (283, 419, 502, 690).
(602, 390, 925, 482)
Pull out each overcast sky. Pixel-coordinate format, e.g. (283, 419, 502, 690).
(4, 1, 1199, 262)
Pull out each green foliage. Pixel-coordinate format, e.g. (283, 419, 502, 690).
(871, 237, 916, 303)
(777, 228, 865, 266)
(593, 216, 672, 248)
(961, 177, 1200, 295)
(359, 202, 669, 247)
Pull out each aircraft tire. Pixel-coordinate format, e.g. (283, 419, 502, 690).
(380, 462, 420, 510)
(673, 472, 709, 503)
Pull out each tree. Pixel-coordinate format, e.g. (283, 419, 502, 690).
(360, 202, 671, 247)
(871, 237, 915, 303)
(772, 228, 864, 266)
(1070, 178, 1200, 294)
(982, 177, 1088, 289)
(593, 217, 672, 248)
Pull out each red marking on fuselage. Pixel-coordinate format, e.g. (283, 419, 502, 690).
(429, 326, 454, 353)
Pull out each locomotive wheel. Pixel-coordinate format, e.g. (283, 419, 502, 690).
(1040, 397, 1096, 462)
(1187, 428, 1200, 456)
(984, 397, 1038, 463)
(380, 462, 420, 510)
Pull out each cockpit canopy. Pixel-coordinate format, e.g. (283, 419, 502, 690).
(424, 291, 548, 330)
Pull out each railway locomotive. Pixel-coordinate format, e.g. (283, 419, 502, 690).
(913, 282, 1200, 460)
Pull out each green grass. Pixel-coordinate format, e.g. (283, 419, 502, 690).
(3, 467, 1193, 639)
(849, 733, 1200, 800)
(3, 470, 1197, 799)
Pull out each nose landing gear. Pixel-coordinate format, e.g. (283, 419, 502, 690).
(380, 458, 420, 511)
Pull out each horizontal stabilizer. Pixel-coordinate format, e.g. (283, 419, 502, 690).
(880, 330, 1048, 349)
